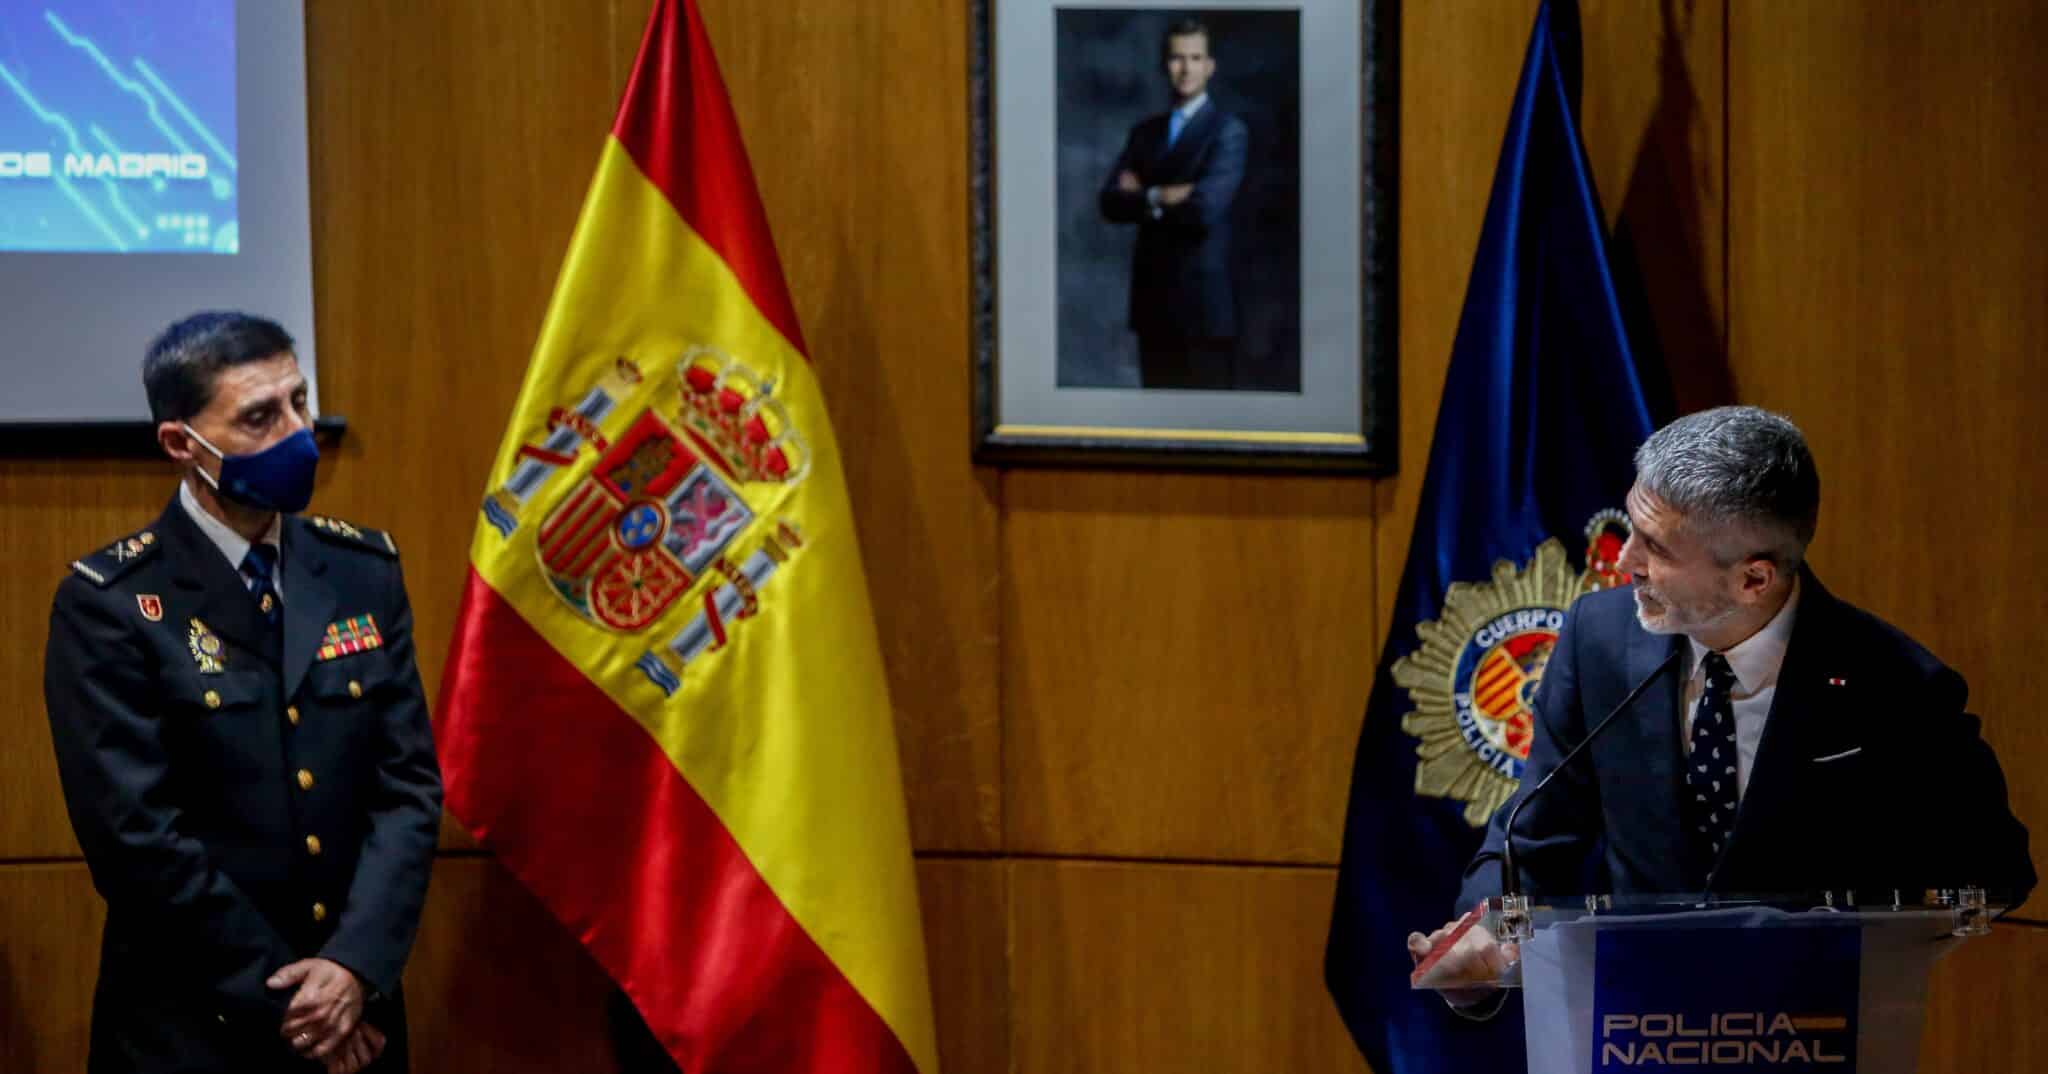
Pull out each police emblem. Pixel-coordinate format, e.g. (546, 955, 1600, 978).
(137, 594, 163, 622)
(1392, 514, 1632, 827)
(188, 618, 226, 674)
(479, 346, 815, 695)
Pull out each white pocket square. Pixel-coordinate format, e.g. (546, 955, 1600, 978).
(1811, 747, 1863, 763)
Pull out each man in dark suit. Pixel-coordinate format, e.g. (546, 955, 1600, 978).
(1099, 17, 1250, 389)
(1412, 406, 2034, 1006)
(43, 312, 441, 1073)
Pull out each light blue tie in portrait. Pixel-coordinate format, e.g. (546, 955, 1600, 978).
(1167, 109, 1186, 148)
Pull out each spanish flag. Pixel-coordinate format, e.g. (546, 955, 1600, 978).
(434, 3, 936, 1071)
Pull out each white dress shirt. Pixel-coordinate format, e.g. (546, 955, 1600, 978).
(178, 479, 284, 599)
(1681, 577, 1801, 799)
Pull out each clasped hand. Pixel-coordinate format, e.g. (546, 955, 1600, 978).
(269, 957, 384, 1073)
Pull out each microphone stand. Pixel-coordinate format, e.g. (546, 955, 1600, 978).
(1496, 647, 1682, 942)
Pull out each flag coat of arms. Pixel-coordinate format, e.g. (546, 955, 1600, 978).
(435, 3, 937, 1071)
(1325, 2, 1659, 1071)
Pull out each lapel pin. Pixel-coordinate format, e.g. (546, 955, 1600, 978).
(137, 595, 163, 622)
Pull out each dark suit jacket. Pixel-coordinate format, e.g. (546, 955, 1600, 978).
(1098, 100, 1249, 340)
(45, 495, 442, 1073)
(1457, 572, 2034, 913)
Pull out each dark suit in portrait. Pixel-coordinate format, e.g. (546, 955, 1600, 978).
(1456, 572, 2036, 910)
(1099, 98, 1250, 390)
(44, 498, 442, 1072)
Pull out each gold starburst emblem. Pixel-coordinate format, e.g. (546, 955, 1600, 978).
(1392, 520, 1629, 828)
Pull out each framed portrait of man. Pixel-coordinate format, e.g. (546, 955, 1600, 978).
(972, 0, 1397, 471)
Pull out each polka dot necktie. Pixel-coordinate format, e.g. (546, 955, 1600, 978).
(241, 543, 282, 627)
(1685, 652, 1740, 887)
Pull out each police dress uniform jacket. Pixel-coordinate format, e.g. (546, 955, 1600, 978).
(44, 494, 442, 1072)
(1456, 571, 2035, 912)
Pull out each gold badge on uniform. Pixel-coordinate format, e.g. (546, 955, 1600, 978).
(188, 618, 226, 674)
(137, 595, 163, 622)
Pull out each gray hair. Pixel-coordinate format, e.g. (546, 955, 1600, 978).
(1633, 406, 1819, 570)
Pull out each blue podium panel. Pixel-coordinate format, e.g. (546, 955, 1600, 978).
(1519, 907, 1957, 1074)
(1591, 924, 1859, 1070)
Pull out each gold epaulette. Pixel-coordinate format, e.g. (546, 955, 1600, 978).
(303, 514, 399, 558)
(70, 529, 162, 587)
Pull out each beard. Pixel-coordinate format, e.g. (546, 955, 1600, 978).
(1632, 583, 1738, 637)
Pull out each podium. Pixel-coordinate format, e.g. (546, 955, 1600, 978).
(1413, 890, 2001, 1073)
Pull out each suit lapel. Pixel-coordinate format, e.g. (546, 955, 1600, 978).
(279, 520, 337, 701)
(157, 498, 275, 666)
(1613, 615, 1689, 890)
(1716, 571, 1839, 890)
(1153, 101, 1222, 175)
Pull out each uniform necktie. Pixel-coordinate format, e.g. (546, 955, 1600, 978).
(242, 543, 281, 627)
(1685, 652, 1740, 886)
(1167, 109, 1186, 148)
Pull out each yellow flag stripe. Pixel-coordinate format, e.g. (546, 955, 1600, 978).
(470, 137, 936, 1073)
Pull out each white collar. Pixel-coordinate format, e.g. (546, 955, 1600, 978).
(1175, 93, 1210, 121)
(179, 479, 281, 573)
(1687, 575, 1801, 693)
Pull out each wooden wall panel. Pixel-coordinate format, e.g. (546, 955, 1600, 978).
(0, 462, 171, 860)
(683, 0, 1004, 852)
(303, 0, 622, 851)
(404, 857, 621, 1073)
(1727, 0, 2048, 881)
(1921, 923, 2048, 1071)
(1009, 860, 1365, 1074)
(0, 864, 101, 1073)
(1001, 473, 1374, 863)
(1374, 2, 1538, 652)
(917, 859, 1012, 1074)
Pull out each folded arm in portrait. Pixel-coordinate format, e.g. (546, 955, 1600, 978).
(1096, 111, 1248, 236)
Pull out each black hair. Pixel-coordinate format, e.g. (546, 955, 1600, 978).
(1161, 17, 1212, 61)
(142, 311, 296, 424)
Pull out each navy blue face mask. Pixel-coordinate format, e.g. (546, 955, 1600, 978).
(184, 424, 321, 514)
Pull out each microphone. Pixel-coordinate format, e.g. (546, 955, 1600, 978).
(1497, 646, 1683, 919)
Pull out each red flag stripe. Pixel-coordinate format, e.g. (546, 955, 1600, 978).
(435, 573, 917, 1074)
(610, 0, 810, 360)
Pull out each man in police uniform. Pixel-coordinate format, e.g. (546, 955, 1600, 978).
(44, 312, 441, 1073)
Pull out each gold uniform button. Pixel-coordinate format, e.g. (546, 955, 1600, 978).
(348, 680, 363, 699)
(297, 769, 315, 791)
(203, 690, 222, 710)
(305, 835, 323, 856)
(311, 902, 327, 923)
(287, 705, 301, 725)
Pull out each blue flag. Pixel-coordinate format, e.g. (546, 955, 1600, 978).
(1325, 2, 1658, 1070)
